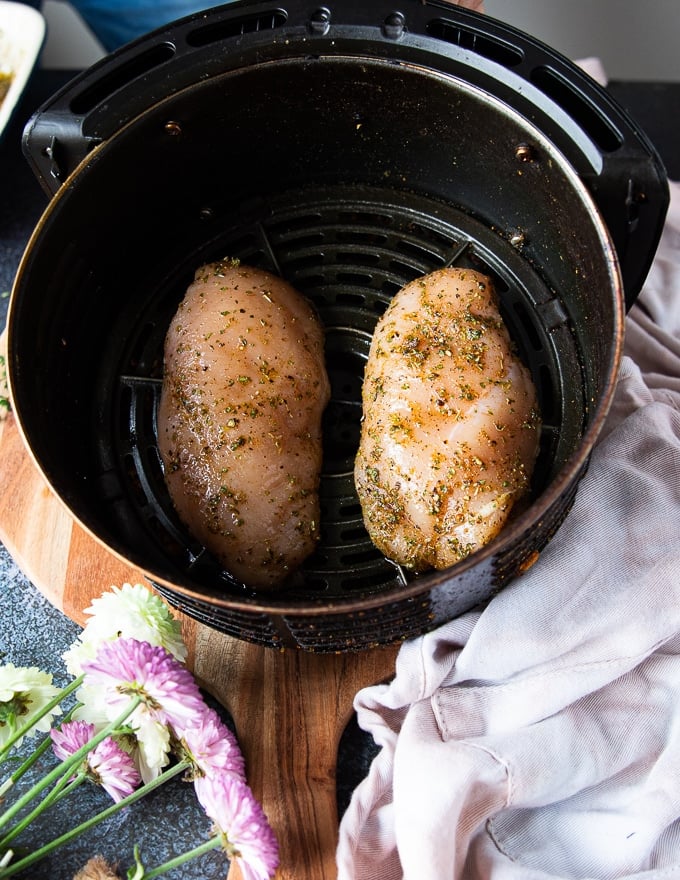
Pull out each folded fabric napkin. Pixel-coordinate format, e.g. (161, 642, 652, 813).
(336, 179, 680, 879)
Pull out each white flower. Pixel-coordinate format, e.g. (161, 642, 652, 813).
(0, 664, 62, 749)
(73, 691, 171, 785)
(132, 716, 171, 783)
(63, 583, 187, 676)
(71, 684, 109, 726)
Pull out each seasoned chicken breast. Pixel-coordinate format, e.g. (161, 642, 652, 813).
(355, 267, 541, 571)
(158, 260, 330, 589)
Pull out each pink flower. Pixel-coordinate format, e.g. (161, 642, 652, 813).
(178, 707, 246, 781)
(82, 638, 205, 733)
(87, 737, 141, 802)
(50, 720, 95, 762)
(50, 720, 141, 803)
(196, 773, 279, 880)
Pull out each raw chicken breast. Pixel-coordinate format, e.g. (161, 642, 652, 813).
(158, 260, 330, 589)
(355, 267, 541, 571)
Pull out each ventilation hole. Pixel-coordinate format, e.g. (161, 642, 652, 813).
(124, 453, 147, 506)
(186, 10, 287, 47)
(513, 300, 543, 353)
(282, 232, 325, 248)
(530, 67, 623, 153)
(339, 569, 401, 591)
(361, 289, 391, 309)
(337, 251, 381, 265)
(388, 258, 423, 278)
(466, 252, 510, 291)
(341, 547, 386, 565)
(269, 212, 324, 234)
(340, 525, 371, 542)
(70, 44, 176, 115)
(297, 274, 326, 291)
(339, 501, 363, 517)
(336, 230, 389, 246)
(380, 279, 402, 297)
(397, 239, 440, 262)
(286, 253, 323, 272)
(303, 575, 331, 591)
(137, 386, 159, 438)
(119, 383, 133, 433)
(337, 209, 394, 228)
(322, 396, 362, 475)
(337, 271, 374, 285)
(409, 221, 461, 250)
(426, 19, 524, 68)
(335, 291, 367, 307)
(538, 362, 558, 424)
(146, 444, 165, 485)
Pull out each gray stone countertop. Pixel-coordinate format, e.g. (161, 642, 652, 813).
(0, 553, 232, 879)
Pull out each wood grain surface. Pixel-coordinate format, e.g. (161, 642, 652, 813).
(0, 396, 399, 879)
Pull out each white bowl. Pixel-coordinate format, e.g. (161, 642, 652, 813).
(0, 1, 45, 140)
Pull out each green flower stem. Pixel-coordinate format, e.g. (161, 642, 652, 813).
(0, 675, 84, 763)
(0, 771, 87, 850)
(50, 773, 87, 805)
(0, 760, 189, 878)
(0, 705, 79, 799)
(132, 836, 224, 879)
(0, 696, 141, 833)
(0, 735, 52, 800)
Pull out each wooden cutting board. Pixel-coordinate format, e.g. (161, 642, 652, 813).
(0, 351, 399, 879)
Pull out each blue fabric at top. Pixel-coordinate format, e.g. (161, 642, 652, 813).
(68, 1, 232, 52)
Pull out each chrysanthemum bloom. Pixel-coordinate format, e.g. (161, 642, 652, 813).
(82, 638, 205, 737)
(51, 720, 141, 802)
(87, 736, 142, 802)
(176, 707, 246, 782)
(0, 663, 62, 749)
(129, 715, 171, 783)
(196, 773, 279, 880)
(50, 719, 96, 761)
(63, 583, 187, 676)
(73, 684, 172, 783)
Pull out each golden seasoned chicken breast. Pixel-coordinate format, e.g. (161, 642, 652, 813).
(158, 260, 330, 589)
(355, 267, 541, 571)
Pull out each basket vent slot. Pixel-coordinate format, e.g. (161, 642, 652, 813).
(186, 10, 288, 47)
(530, 66, 623, 153)
(426, 19, 524, 68)
(70, 43, 176, 115)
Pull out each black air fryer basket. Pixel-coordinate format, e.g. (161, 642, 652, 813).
(8, 0, 668, 650)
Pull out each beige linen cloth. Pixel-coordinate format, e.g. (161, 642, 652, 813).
(336, 123, 680, 880)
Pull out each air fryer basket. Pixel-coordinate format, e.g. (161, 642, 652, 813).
(9, 0, 668, 650)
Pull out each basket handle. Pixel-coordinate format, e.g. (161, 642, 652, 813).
(192, 630, 399, 879)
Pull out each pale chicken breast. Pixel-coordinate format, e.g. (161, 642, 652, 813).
(158, 260, 330, 589)
(355, 267, 541, 571)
